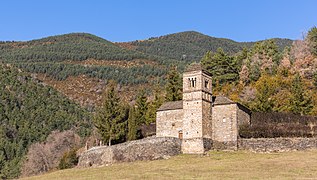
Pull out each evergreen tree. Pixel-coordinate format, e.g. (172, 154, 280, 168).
(201, 48, 239, 85)
(165, 66, 182, 101)
(289, 74, 313, 115)
(127, 106, 137, 141)
(93, 81, 128, 146)
(145, 86, 164, 125)
(135, 90, 148, 126)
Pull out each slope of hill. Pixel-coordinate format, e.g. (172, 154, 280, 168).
(121, 31, 293, 62)
(0, 33, 169, 100)
(22, 150, 317, 180)
(0, 33, 150, 62)
(0, 32, 293, 108)
(0, 64, 92, 179)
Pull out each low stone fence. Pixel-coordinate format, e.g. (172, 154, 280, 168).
(238, 138, 317, 152)
(78, 137, 181, 168)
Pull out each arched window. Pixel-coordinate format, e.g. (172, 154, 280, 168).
(205, 80, 209, 89)
(189, 77, 197, 88)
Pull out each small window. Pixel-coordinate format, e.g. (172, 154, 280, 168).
(205, 80, 209, 88)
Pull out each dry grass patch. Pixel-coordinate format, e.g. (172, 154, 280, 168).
(22, 150, 317, 180)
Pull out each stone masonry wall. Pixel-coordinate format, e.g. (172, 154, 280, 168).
(156, 109, 183, 138)
(237, 104, 251, 126)
(202, 100, 212, 138)
(182, 138, 204, 154)
(212, 104, 238, 150)
(238, 138, 317, 152)
(183, 99, 203, 139)
(78, 137, 181, 168)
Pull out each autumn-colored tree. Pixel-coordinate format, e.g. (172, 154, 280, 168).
(21, 130, 81, 177)
(251, 74, 278, 112)
(307, 26, 317, 56)
(240, 40, 281, 83)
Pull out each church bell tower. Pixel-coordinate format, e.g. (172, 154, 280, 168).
(182, 63, 213, 154)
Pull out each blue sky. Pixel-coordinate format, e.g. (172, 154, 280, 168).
(1, 0, 316, 42)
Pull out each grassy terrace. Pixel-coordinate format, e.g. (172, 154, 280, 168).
(23, 150, 317, 180)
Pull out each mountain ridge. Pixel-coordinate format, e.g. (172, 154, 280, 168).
(0, 31, 293, 62)
(123, 31, 293, 62)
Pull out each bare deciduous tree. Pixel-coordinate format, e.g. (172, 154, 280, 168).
(21, 130, 81, 177)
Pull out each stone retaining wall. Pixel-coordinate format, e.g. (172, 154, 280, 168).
(238, 138, 317, 152)
(78, 137, 181, 168)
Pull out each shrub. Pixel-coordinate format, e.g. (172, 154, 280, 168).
(239, 112, 317, 138)
(58, 149, 79, 170)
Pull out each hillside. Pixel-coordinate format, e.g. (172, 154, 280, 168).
(0, 33, 151, 62)
(22, 150, 317, 179)
(0, 64, 92, 179)
(120, 31, 293, 62)
(0, 32, 294, 108)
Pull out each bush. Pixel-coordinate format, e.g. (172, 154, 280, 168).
(21, 130, 82, 177)
(58, 149, 79, 170)
(239, 112, 317, 138)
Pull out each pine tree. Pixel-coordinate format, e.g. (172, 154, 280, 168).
(165, 66, 182, 101)
(201, 48, 239, 85)
(289, 74, 313, 115)
(135, 90, 148, 126)
(127, 106, 137, 141)
(145, 87, 163, 125)
(93, 81, 128, 146)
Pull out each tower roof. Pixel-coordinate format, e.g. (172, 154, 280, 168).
(184, 63, 203, 72)
(184, 63, 212, 77)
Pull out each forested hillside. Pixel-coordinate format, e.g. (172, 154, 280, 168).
(0, 64, 92, 179)
(123, 31, 292, 62)
(0, 33, 169, 107)
(0, 33, 150, 62)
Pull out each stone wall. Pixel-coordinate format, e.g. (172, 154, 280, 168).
(238, 138, 317, 152)
(182, 138, 204, 154)
(156, 109, 183, 138)
(237, 104, 251, 126)
(202, 100, 212, 138)
(78, 137, 181, 168)
(183, 99, 203, 139)
(212, 103, 238, 150)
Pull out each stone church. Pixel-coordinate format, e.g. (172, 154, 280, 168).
(156, 64, 251, 154)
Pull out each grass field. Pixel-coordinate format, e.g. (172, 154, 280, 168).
(22, 150, 317, 180)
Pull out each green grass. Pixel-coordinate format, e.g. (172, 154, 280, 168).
(22, 150, 317, 180)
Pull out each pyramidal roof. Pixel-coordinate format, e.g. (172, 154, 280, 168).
(184, 63, 203, 72)
(184, 63, 212, 76)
